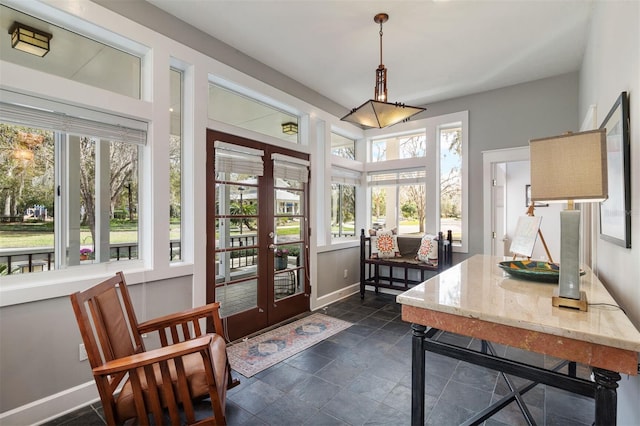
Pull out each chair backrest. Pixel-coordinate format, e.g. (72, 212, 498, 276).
(70, 271, 143, 370)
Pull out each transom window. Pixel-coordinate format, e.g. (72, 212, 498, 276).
(331, 132, 355, 160)
(208, 83, 299, 144)
(0, 4, 142, 99)
(371, 132, 426, 162)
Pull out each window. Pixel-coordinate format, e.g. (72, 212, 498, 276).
(0, 4, 142, 99)
(169, 68, 182, 261)
(208, 83, 299, 144)
(330, 166, 360, 240)
(331, 133, 355, 159)
(368, 170, 427, 235)
(0, 94, 146, 275)
(365, 112, 468, 251)
(371, 132, 426, 162)
(440, 125, 462, 245)
(331, 183, 356, 238)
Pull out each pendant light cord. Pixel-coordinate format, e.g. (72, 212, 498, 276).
(379, 21, 384, 66)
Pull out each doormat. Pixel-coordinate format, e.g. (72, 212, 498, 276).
(227, 313, 351, 378)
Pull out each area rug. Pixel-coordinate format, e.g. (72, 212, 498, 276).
(227, 313, 351, 377)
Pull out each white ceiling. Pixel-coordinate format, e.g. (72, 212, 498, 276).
(147, 0, 594, 111)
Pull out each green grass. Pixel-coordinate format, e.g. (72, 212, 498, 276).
(0, 220, 142, 249)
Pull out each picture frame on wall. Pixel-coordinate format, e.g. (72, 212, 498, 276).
(599, 91, 631, 248)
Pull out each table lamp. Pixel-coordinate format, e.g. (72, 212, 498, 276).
(529, 129, 607, 311)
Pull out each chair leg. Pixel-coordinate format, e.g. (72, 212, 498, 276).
(227, 363, 240, 389)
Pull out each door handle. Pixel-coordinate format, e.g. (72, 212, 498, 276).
(268, 244, 275, 249)
(268, 232, 274, 238)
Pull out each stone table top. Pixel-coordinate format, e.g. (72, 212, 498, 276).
(397, 255, 640, 373)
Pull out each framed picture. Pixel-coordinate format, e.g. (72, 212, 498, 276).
(599, 92, 631, 248)
(525, 185, 548, 208)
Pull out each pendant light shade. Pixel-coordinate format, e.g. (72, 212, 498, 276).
(341, 100, 426, 129)
(341, 13, 425, 129)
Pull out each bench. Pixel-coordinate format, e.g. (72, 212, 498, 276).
(360, 229, 453, 298)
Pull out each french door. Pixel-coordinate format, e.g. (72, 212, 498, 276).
(206, 130, 309, 341)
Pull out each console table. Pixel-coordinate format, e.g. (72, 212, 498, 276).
(397, 255, 640, 426)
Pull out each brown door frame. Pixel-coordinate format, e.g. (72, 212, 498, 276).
(206, 129, 309, 340)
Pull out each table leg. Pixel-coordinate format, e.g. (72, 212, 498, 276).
(592, 367, 621, 426)
(411, 324, 427, 426)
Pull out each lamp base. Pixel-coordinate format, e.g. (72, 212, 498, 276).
(552, 289, 588, 311)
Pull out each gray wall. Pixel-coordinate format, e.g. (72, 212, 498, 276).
(0, 275, 193, 411)
(578, 1, 640, 423)
(317, 246, 361, 298)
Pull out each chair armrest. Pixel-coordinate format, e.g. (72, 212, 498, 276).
(137, 303, 220, 334)
(92, 335, 213, 376)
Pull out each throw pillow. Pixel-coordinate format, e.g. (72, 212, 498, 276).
(368, 227, 397, 236)
(416, 234, 438, 263)
(371, 231, 400, 259)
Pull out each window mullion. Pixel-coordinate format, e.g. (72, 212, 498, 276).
(54, 133, 68, 268)
(67, 135, 82, 266)
(96, 140, 111, 262)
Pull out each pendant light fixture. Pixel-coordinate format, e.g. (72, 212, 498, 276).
(341, 13, 425, 129)
(9, 22, 52, 57)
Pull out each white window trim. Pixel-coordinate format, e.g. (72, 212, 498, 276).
(0, 93, 151, 303)
(328, 148, 364, 244)
(362, 111, 469, 252)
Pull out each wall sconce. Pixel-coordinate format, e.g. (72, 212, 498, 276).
(281, 122, 298, 135)
(530, 129, 607, 311)
(9, 22, 52, 57)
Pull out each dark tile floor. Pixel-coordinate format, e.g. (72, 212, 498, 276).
(46, 291, 594, 426)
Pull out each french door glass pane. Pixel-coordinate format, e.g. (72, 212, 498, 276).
(216, 277, 258, 318)
(273, 241, 304, 300)
(214, 172, 260, 318)
(273, 171, 305, 301)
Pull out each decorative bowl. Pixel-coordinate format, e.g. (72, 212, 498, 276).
(498, 260, 585, 284)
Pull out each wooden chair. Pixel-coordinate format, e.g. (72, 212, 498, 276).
(70, 271, 239, 425)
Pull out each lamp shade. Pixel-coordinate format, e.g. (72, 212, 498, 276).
(530, 129, 607, 203)
(341, 100, 425, 129)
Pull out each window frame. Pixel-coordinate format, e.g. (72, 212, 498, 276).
(328, 137, 363, 244)
(363, 111, 469, 252)
(0, 92, 146, 276)
(169, 67, 184, 263)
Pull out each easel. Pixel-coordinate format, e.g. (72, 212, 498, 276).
(512, 204, 554, 263)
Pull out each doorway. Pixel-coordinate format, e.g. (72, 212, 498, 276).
(483, 147, 562, 261)
(206, 130, 310, 341)
(482, 147, 529, 256)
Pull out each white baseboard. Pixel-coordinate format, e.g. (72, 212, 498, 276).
(0, 381, 100, 426)
(313, 282, 360, 310)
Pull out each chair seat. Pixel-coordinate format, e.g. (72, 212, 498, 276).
(116, 334, 228, 420)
